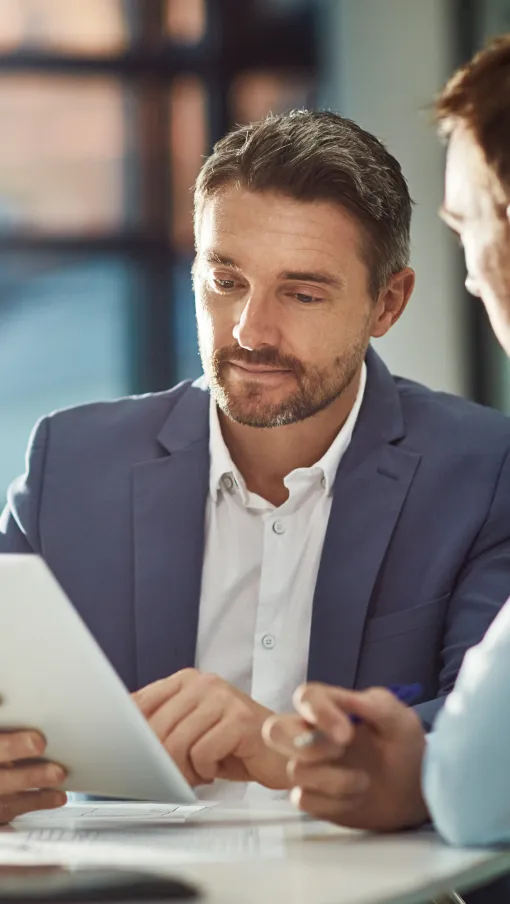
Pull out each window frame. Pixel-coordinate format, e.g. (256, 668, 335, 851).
(0, 0, 319, 393)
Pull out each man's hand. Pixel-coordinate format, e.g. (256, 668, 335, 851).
(133, 669, 289, 789)
(263, 683, 428, 831)
(0, 731, 67, 824)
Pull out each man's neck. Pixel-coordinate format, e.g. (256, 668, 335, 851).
(218, 367, 363, 507)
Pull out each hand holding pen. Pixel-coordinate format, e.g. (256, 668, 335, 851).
(263, 682, 429, 831)
(293, 682, 423, 749)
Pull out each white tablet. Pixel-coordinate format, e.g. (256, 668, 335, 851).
(0, 555, 195, 804)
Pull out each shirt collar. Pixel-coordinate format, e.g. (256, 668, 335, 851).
(308, 361, 367, 494)
(209, 397, 247, 503)
(208, 361, 367, 503)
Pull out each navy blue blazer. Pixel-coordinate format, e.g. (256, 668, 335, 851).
(3, 348, 510, 728)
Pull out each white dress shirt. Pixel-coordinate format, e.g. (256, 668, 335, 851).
(194, 365, 366, 799)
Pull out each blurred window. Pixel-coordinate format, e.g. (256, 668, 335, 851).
(166, 0, 206, 44)
(0, 0, 128, 55)
(169, 76, 207, 249)
(231, 70, 313, 122)
(0, 0, 318, 500)
(0, 76, 127, 235)
(0, 256, 132, 494)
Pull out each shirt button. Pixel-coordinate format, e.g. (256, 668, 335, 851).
(222, 474, 235, 494)
(272, 520, 285, 535)
(262, 634, 276, 650)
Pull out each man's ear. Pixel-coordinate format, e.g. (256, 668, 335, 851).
(370, 268, 415, 339)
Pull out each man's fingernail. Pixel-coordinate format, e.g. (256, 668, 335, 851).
(290, 786, 302, 808)
(47, 766, 65, 783)
(293, 730, 318, 749)
(27, 735, 43, 754)
(298, 702, 316, 724)
(51, 792, 67, 807)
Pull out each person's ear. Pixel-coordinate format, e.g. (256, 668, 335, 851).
(370, 268, 415, 339)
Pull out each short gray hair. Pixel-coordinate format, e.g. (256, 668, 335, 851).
(194, 110, 412, 297)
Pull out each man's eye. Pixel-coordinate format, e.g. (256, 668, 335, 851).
(213, 278, 237, 290)
(295, 292, 321, 304)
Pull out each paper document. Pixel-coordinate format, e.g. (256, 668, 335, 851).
(0, 556, 195, 803)
(13, 800, 303, 829)
(14, 803, 211, 826)
(2, 809, 289, 870)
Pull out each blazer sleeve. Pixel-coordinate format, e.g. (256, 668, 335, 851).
(0, 417, 49, 555)
(414, 446, 510, 730)
(423, 598, 510, 846)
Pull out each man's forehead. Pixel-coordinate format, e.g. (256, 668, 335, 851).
(197, 187, 363, 261)
(204, 188, 332, 224)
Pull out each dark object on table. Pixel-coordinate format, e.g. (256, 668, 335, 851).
(0, 864, 200, 901)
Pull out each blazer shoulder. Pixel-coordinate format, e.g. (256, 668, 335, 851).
(394, 375, 510, 451)
(41, 380, 208, 460)
(46, 380, 191, 427)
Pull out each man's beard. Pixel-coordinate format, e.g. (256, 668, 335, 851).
(199, 339, 368, 429)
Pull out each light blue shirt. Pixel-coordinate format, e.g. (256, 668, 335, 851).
(423, 598, 510, 846)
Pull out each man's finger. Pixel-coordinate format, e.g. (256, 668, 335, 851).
(190, 712, 247, 782)
(292, 684, 356, 746)
(0, 763, 66, 797)
(287, 760, 370, 798)
(162, 700, 225, 783)
(290, 785, 365, 822)
(167, 755, 203, 788)
(0, 732, 46, 765)
(263, 714, 308, 753)
(147, 687, 202, 741)
(339, 687, 412, 735)
(0, 790, 67, 825)
(132, 673, 185, 718)
(263, 714, 342, 762)
(294, 685, 407, 739)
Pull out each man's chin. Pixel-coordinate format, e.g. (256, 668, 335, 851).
(217, 381, 292, 413)
(220, 402, 287, 429)
(484, 292, 510, 357)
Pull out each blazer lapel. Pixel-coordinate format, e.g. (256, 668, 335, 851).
(307, 349, 421, 688)
(133, 381, 210, 689)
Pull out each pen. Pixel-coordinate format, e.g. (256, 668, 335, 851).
(293, 682, 423, 749)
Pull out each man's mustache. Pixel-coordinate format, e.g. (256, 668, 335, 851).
(213, 345, 305, 377)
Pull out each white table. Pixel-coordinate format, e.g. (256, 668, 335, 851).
(5, 801, 510, 904)
(172, 822, 510, 904)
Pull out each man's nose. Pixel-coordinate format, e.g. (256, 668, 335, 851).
(233, 293, 281, 350)
(465, 275, 482, 298)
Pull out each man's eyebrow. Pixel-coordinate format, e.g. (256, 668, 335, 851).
(280, 270, 346, 290)
(204, 251, 243, 270)
(439, 205, 463, 228)
(202, 254, 345, 289)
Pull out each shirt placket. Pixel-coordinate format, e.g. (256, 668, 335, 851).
(250, 482, 309, 712)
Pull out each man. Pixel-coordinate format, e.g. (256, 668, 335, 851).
(265, 35, 510, 850)
(2, 110, 510, 824)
